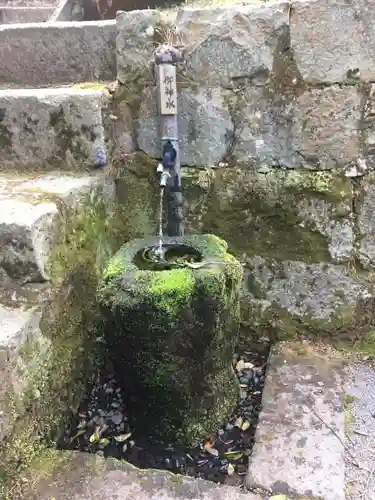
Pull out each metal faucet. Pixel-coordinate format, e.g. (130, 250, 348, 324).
(154, 45, 184, 237)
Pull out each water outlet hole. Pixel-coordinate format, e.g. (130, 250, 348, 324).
(134, 244, 203, 271)
(59, 341, 271, 487)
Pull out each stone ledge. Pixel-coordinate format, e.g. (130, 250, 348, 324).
(0, 171, 114, 283)
(0, 6, 54, 23)
(246, 341, 347, 500)
(0, 87, 107, 170)
(24, 451, 265, 500)
(0, 21, 116, 87)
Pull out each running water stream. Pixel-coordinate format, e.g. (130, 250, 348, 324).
(158, 186, 164, 255)
(152, 186, 165, 261)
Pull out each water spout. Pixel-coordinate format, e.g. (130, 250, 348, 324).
(154, 45, 184, 238)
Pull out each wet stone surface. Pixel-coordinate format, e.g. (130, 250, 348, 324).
(60, 343, 269, 487)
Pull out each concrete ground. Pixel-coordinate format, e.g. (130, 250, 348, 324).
(19, 451, 264, 500)
(11, 341, 375, 500)
(345, 362, 375, 500)
(246, 341, 347, 500)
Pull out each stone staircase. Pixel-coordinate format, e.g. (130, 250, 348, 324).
(0, 0, 59, 23)
(0, 5, 352, 500)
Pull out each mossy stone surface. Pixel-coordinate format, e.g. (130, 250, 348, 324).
(0, 185, 134, 497)
(182, 167, 353, 263)
(98, 234, 243, 446)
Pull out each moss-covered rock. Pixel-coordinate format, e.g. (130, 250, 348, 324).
(0, 181, 138, 497)
(98, 234, 243, 446)
(183, 167, 354, 264)
(110, 157, 374, 342)
(240, 256, 375, 342)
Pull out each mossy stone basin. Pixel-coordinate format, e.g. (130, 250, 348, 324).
(98, 234, 243, 446)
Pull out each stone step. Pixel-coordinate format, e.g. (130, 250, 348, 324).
(0, 6, 54, 23)
(0, 86, 108, 171)
(0, 303, 42, 441)
(0, 170, 115, 444)
(21, 451, 264, 500)
(0, 20, 116, 87)
(246, 341, 348, 500)
(0, 170, 114, 286)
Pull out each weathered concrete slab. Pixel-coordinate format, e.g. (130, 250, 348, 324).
(246, 341, 347, 500)
(0, 304, 43, 441)
(25, 451, 264, 500)
(290, 0, 375, 84)
(0, 6, 54, 23)
(0, 21, 115, 87)
(0, 171, 114, 282)
(176, 2, 290, 87)
(0, 87, 106, 170)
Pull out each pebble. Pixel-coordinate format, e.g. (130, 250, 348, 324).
(64, 344, 269, 487)
(111, 412, 123, 425)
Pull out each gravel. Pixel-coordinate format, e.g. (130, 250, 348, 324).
(345, 362, 375, 499)
(60, 342, 270, 487)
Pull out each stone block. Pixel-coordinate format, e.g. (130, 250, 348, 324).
(0, 6, 54, 23)
(183, 168, 354, 264)
(24, 451, 263, 500)
(244, 256, 371, 332)
(246, 341, 347, 500)
(137, 86, 233, 166)
(176, 2, 290, 87)
(233, 85, 361, 170)
(290, 0, 375, 84)
(0, 87, 106, 170)
(0, 21, 116, 87)
(175, 166, 375, 336)
(116, 10, 161, 84)
(362, 84, 375, 169)
(0, 172, 114, 283)
(0, 304, 43, 441)
(358, 171, 375, 269)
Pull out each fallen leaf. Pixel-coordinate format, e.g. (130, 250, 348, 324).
(241, 420, 251, 431)
(224, 451, 244, 460)
(234, 417, 243, 428)
(89, 430, 100, 443)
(269, 495, 287, 500)
(70, 429, 86, 442)
(227, 463, 235, 475)
(99, 438, 110, 448)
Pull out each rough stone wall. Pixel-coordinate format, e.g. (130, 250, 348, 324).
(113, 1, 375, 341)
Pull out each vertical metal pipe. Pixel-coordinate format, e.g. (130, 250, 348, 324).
(154, 45, 184, 237)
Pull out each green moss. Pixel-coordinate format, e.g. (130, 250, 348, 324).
(48, 107, 90, 166)
(335, 329, 375, 357)
(182, 167, 344, 263)
(71, 82, 106, 90)
(99, 234, 243, 446)
(282, 170, 351, 203)
(147, 268, 195, 314)
(0, 187, 134, 496)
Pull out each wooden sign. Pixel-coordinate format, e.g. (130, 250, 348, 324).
(158, 63, 177, 116)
